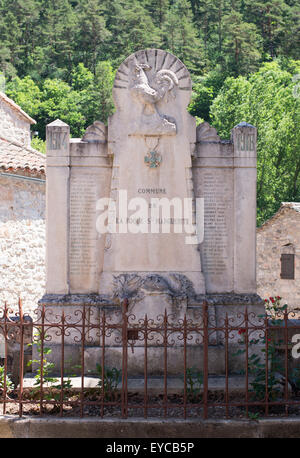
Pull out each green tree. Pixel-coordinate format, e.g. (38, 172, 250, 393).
(0, 46, 16, 79)
(6, 76, 42, 118)
(39, 0, 78, 80)
(71, 61, 115, 126)
(93, 61, 115, 123)
(71, 62, 94, 92)
(0, 8, 21, 76)
(243, 0, 289, 58)
(7, 0, 41, 77)
(145, 0, 170, 28)
(209, 75, 251, 137)
(188, 82, 214, 122)
(75, 0, 111, 74)
(0, 0, 299, 84)
(222, 11, 262, 75)
(162, 0, 204, 73)
(1, 0, 299, 166)
(189, 0, 231, 69)
(277, 2, 300, 59)
(38, 78, 86, 138)
(188, 66, 229, 121)
(101, 0, 161, 66)
(210, 61, 300, 224)
(31, 137, 46, 154)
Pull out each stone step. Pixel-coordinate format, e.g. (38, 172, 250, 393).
(20, 374, 251, 394)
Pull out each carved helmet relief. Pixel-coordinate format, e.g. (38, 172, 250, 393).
(113, 49, 192, 136)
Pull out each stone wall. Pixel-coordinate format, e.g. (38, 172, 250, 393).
(0, 99, 31, 147)
(257, 207, 300, 309)
(0, 174, 45, 314)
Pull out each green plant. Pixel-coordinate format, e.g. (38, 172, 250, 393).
(233, 296, 297, 401)
(27, 331, 58, 388)
(31, 136, 46, 154)
(246, 341, 283, 401)
(185, 367, 203, 401)
(286, 367, 300, 396)
(27, 331, 74, 403)
(96, 364, 121, 400)
(248, 411, 260, 421)
(0, 366, 13, 391)
(265, 296, 288, 320)
(52, 359, 81, 391)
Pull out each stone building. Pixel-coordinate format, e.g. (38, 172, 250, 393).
(0, 92, 46, 313)
(257, 202, 300, 309)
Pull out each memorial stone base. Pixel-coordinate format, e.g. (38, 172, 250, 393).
(37, 293, 264, 376)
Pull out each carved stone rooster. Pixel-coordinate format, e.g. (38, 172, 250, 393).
(128, 59, 178, 135)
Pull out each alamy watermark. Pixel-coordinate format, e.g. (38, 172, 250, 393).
(95, 190, 204, 245)
(292, 334, 300, 359)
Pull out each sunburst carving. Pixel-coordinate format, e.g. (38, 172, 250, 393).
(113, 49, 192, 93)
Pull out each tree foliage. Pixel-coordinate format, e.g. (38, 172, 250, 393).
(0, 0, 299, 223)
(0, 0, 298, 80)
(210, 61, 300, 225)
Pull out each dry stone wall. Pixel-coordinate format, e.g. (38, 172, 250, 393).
(0, 174, 45, 314)
(257, 208, 300, 309)
(0, 99, 31, 147)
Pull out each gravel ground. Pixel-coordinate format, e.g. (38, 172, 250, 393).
(1, 389, 300, 419)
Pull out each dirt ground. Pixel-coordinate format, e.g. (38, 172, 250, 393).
(1, 389, 300, 420)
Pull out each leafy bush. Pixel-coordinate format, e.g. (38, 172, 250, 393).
(0, 366, 13, 391)
(233, 296, 300, 401)
(96, 364, 121, 400)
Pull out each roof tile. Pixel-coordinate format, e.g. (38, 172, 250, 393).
(0, 137, 45, 173)
(258, 202, 300, 231)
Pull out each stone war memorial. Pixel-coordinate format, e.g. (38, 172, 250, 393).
(41, 49, 263, 374)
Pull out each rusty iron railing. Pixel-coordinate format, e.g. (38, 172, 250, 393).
(0, 299, 300, 419)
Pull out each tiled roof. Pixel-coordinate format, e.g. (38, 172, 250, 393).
(258, 202, 300, 231)
(281, 202, 300, 212)
(0, 136, 45, 174)
(0, 92, 36, 124)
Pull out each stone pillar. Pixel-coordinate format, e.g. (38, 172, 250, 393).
(232, 122, 257, 293)
(68, 124, 110, 294)
(193, 122, 234, 294)
(46, 119, 70, 294)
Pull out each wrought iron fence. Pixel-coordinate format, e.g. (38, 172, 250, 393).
(0, 298, 300, 419)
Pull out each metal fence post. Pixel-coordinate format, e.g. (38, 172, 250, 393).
(122, 298, 128, 418)
(18, 299, 24, 417)
(202, 300, 208, 419)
